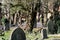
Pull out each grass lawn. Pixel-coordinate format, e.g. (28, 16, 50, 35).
(0, 27, 60, 40)
(0, 30, 12, 40)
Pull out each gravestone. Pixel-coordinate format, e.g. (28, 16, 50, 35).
(11, 28, 26, 40)
(43, 29, 48, 39)
(41, 29, 48, 39)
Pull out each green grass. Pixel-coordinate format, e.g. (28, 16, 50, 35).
(0, 29, 42, 40)
(26, 32, 41, 40)
(0, 30, 12, 40)
(0, 28, 60, 40)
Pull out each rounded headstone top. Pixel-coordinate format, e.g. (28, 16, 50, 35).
(11, 28, 26, 40)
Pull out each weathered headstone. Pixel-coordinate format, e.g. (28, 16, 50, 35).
(41, 29, 48, 39)
(43, 29, 48, 39)
(11, 28, 26, 40)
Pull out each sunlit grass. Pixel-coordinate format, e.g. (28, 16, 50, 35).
(0, 30, 12, 40)
(26, 32, 41, 40)
(0, 27, 60, 40)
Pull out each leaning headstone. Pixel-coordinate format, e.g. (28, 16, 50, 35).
(11, 28, 26, 40)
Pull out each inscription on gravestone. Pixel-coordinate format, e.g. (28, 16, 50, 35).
(11, 28, 26, 40)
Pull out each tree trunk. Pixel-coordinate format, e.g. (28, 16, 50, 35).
(30, 11, 37, 32)
(0, 7, 2, 25)
(13, 13, 17, 25)
(17, 12, 22, 27)
(18, 15, 22, 27)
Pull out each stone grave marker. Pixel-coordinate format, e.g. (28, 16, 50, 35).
(43, 29, 48, 39)
(41, 28, 48, 39)
(11, 28, 26, 40)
